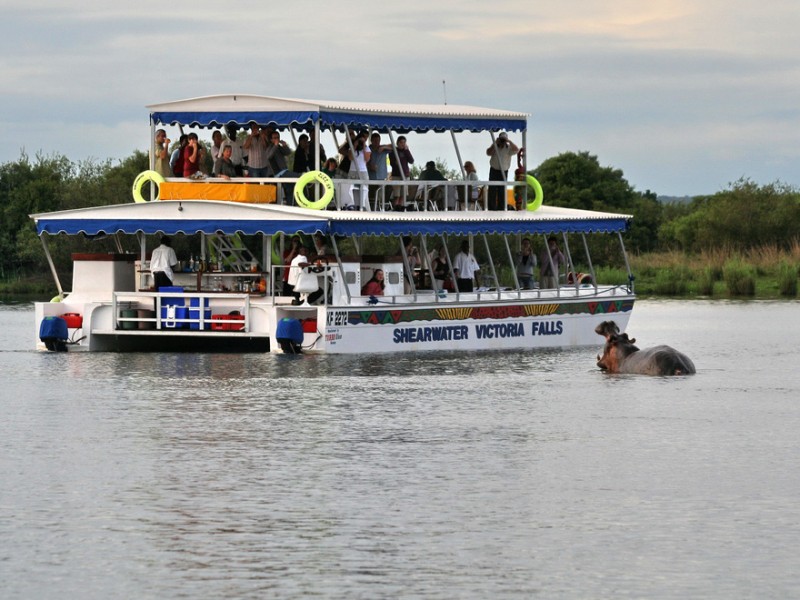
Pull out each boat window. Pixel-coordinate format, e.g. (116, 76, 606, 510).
(345, 271, 357, 284)
(387, 271, 401, 285)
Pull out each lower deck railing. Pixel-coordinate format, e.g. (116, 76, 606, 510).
(111, 291, 252, 332)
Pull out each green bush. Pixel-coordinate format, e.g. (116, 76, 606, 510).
(777, 261, 798, 297)
(697, 267, 716, 296)
(723, 260, 756, 296)
(653, 269, 688, 295)
(594, 266, 628, 285)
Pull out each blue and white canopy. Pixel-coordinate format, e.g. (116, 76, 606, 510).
(32, 201, 631, 238)
(148, 95, 528, 134)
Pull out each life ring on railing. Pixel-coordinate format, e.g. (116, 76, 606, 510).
(132, 170, 165, 203)
(293, 170, 334, 209)
(525, 174, 544, 211)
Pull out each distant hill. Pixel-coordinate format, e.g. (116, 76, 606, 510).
(657, 195, 694, 204)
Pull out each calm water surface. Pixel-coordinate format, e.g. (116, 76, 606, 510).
(1, 300, 799, 599)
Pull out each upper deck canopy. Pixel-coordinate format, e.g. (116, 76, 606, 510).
(32, 201, 630, 238)
(147, 94, 528, 134)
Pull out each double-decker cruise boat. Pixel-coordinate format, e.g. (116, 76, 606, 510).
(31, 95, 635, 353)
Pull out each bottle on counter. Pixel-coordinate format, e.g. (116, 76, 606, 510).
(188, 256, 194, 272)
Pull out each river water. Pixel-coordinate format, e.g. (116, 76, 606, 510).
(1, 299, 799, 599)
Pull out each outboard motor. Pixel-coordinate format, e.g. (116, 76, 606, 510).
(275, 317, 304, 354)
(39, 316, 69, 352)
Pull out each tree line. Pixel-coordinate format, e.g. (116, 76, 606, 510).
(1, 149, 798, 281)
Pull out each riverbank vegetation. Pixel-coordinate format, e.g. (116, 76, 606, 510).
(1, 149, 798, 300)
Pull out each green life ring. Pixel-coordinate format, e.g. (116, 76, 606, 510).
(132, 170, 165, 203)
(526, 175, 544, 211)
(294, 170, 334, 210)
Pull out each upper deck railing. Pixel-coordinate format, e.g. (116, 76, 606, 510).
(161, 176, 534, 212)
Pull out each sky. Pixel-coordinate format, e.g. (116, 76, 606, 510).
(1, 0, 798, 197)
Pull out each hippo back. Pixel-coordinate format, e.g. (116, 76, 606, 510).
(620, 345, 696, 376)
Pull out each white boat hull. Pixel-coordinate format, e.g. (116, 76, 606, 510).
(35, 288, 633, 354)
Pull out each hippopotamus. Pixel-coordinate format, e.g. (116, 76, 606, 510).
(597, 332, 696, 376)
(595, 320, 622, 341)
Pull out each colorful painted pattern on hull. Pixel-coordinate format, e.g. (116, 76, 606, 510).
(343, 299, 633, 327)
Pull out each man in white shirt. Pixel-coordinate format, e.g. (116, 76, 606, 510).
(150, 236, 178, 290)
(286, 245, 309, 304)
(452, 241, 481, 292)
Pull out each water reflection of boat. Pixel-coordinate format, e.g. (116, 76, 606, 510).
(31, 95, 635, 353)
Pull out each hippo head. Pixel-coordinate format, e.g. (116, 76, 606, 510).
(597, 333, 639, 372)
(595, 320, 620, 341)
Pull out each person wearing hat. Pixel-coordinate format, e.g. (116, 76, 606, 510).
(486, 132, 519, 211)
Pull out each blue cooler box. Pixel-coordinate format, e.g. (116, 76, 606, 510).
(159, 286, 186, 328)
(189, 298, 211, 330)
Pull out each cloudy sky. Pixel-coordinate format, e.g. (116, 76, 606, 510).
(2, 0, 798, 196)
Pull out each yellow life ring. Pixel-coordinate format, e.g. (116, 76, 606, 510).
(525, 175, 544, 211)
(293, 171, 334, 210)
(132, 170, 166, 203)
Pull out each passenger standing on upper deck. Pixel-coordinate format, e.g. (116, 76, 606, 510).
(266, 131, 298, 204)
(293, 134, 312, 173)
(486, 132, 519, 211)
(368, 132, 392, 208)
(182, 133, 204, 178)
(209, 130, 223, 163)
(220, 125, 246, 176)
(389, 136, 414, 209)
(154, 129, 171, 179)
(453, 241, 481, 292)
(345, 130, 371, 209)
(243, 124, 270, 178)
(170, 134, 188, 177)
(150, 236, 178, 290)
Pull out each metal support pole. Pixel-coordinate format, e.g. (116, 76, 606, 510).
(387, 131, 407, 207)
(581, 233, 598, 292)
(39, 235, 64, 297)
(618, 231, 634, 292)
(330, 235, 351, 303)
(399, 237, 417, 298)
(561, 233, 577, 294)
(503, 235, 520, 294)
(480, 234, 499, 298)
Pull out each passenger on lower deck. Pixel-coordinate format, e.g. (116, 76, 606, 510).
(453, 241, 481, 292)
(361, 269, 385, 296)
(516, 237, 537, 289)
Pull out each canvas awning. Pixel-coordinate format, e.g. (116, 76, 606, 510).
(147, 94, 528, 134)
(32, 201, 630, 238)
